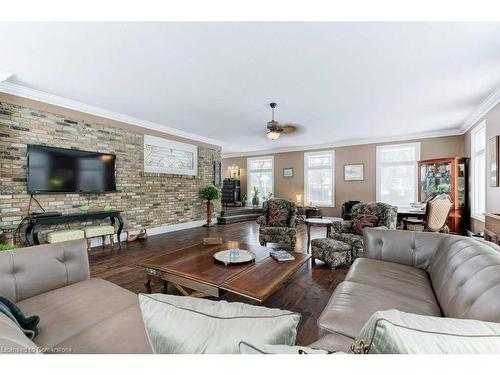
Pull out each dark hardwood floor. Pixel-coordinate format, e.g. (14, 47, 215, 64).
(89, 221, 347, 346)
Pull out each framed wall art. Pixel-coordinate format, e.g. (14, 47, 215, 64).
(344, 164, 364, 181)
(144, 135, 198, 176)
(283, 168, 293, 178)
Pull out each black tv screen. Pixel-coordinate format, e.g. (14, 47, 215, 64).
(27, 145, 116, 193)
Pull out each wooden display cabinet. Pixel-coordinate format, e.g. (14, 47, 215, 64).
(418, 157, 469, 234)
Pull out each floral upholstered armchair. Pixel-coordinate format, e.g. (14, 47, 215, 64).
(330, 202, 398, 258)
(257, 198, 299, 249)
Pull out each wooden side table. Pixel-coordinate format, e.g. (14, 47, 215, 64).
(304, 217, 342, 253)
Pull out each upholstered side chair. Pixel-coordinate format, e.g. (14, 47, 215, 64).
(403, 194, 453, 233)
(257, 198, 299, 249)
(329, 202, 398, 259)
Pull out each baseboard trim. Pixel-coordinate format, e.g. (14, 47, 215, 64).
(89, 219, 207, 248)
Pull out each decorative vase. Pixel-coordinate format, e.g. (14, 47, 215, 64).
(204, 200, 214, 227)
(252, 196, 259, 207)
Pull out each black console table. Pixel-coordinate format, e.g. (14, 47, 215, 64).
(25, 210, 124, 247)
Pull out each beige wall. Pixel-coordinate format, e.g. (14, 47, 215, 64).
(223, 135, 466, 217)
(464, 100, 500, 233)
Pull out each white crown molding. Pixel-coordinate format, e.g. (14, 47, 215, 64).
(0, 71, 13, 83)
(0, 81, 225, 148)
(461, 83, 500, 133)
(222, 128, 464, 158)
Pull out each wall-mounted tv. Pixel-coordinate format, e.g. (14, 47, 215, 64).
(27, 145, 116, 194)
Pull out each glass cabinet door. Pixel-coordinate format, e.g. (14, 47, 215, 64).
(420, 162, 452, 202)
(457, 161, 466, 208)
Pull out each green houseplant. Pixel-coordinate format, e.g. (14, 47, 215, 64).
(0, 243, 14, 251)
(252, 186, 260, 207)
(240, 192, 247, 207)
(201, 185, 220, 227)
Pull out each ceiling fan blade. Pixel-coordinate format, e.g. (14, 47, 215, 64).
(277, 124, 298, 134)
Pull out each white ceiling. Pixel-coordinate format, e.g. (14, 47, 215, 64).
(0, 22, 499, 155)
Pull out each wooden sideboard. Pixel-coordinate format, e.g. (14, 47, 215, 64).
(484, 213, 500, 245)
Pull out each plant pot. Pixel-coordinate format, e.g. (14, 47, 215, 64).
(203, 200, 214, 227)
(252, 197, 259, 207)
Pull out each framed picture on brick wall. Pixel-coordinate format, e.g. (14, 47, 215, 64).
(144, 135, 198, 176)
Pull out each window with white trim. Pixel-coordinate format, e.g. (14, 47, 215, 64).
(376, 142, 421, 207)
(471, 121, 486, 220)
(247, 156, 273, 204)
(304, 151, 334, 207)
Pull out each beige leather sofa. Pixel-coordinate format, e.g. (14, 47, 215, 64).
(311, 228, 500, 352)
(0, 240, 152, 353)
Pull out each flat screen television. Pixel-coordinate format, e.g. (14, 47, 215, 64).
(27, 145, 116, 193)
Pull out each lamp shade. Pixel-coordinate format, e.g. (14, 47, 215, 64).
(266, 131, 280, 140)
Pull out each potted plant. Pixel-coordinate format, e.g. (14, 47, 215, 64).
(252, 186, 260, 207)
(201, 185, 220, 227)
(0, 243, 14, 251)
(241, 192, 247, 207)
(0, 232, 14, 251)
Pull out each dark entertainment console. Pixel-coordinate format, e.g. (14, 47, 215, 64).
(25, 210, 124, 247)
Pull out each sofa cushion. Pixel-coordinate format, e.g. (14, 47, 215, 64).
(352, 309, 500, 354)
(267, 208, 289, 227)
(429, 236, 500, 322)
(318, 280, 441, 339)
(139, 293, 301, 354)
(0, 240, 89, 302)
(17, 278, 137, 349)
(0, 313, 39, 354)
(47, 229, 85, 243)
(54, 304, 152, 354)
(345, 258, 439, 307)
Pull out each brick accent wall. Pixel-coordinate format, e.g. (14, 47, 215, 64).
(0, 101, 221, 242)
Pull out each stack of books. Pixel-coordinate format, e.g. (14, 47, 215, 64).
(270, 250, 295, 262)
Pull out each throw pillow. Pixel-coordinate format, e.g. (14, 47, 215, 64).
(268, 208, 289, 227)
(0, 296, 40, 339)
(138, 293, 301, 354)
(351, 310, 500, 354)
(0, 312, 39, 354)
(352, 214, 379, 235)
(239, 341, 328, 354)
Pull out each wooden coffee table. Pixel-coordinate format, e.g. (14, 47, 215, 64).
(137, 241, 310, 303)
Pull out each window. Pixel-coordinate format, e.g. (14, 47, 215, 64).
(471, 121, 486, 221)
(376, 142, 421, 207)
(304, 151, 334, 207)
(247, 156, 273, 204)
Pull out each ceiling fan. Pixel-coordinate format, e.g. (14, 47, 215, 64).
(266, 102, 298, 140)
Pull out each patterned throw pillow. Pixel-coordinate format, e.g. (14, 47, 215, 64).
(352, 214, 379, 235)
(268, 208, 289, 227)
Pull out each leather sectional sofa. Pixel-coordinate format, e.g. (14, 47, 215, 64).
(311, 228, 500, 352)
(0, 240, 152, 353)
(2, 230, 500, 354)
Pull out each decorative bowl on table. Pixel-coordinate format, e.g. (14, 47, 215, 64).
(213, 248, 256, 266)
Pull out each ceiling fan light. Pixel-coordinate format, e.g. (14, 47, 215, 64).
(266, 131, 280, 140)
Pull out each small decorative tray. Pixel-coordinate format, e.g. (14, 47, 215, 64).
(213, 248, 256, 266)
